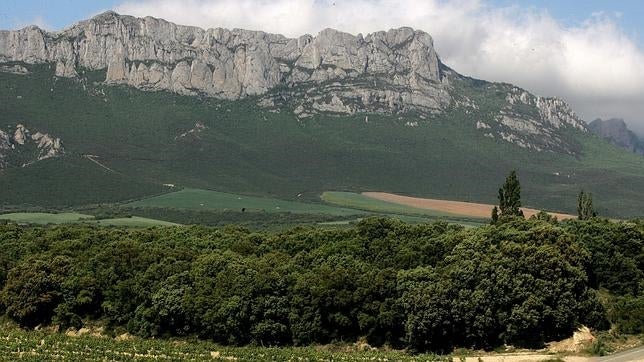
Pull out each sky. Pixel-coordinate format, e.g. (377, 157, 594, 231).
(1, 0, 643, 134)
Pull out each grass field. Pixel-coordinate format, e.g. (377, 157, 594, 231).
(0, 324, 449, 362)
(0, 212, 178, 227)
(128, 188, 365, 216)
(91, 216, 180, 227)
(127, 189, 489, 227)
(0, 212, 93, 224)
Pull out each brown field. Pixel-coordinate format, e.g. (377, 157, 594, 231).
(362, 192, 576, 221)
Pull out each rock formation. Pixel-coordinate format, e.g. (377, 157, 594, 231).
(0, 124, 64, 169)
(589, 118, 644, 156)
(0, 12, 442, 101)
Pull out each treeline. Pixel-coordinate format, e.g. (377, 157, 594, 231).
(0, 217, 641, 352)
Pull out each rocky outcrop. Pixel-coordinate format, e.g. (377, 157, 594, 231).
(463, 86, 588, 154)
(0, 124, 64, 169)
(589, 118, 644, 156)
(0, 64, 28, 74)
(0, 12, 442, 102)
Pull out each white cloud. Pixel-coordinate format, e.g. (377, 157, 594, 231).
(13, 15, 52, 30)
(115, 0, 644, 132)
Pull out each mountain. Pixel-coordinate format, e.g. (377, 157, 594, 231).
(0, 11, 585, 153)
(588, 118, 644, 156)
(1, 12, 644, 217)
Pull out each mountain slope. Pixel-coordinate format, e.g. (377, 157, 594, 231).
(0, 13, 643, 217)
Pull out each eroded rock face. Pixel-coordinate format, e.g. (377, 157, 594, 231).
(470, 86, 587, 154)
(0, 12, 441, 101)
(0, 124, 64, 169)
(589, 118, 644, 156)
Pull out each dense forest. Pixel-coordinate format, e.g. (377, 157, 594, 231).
(0, 216, 642, 353)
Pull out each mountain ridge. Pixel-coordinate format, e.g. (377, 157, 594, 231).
(0, 11, 586, 154)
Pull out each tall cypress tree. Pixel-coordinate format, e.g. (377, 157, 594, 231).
(491, 206, 499, 224)
(498, 170, 524, 219)
(577, 190, 597, 220)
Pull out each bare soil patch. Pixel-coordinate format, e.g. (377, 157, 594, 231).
(362, 192, 576, 220)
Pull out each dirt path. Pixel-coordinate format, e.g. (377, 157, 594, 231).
(83, 154, 117, 173)
(463, 355, 591, 362)
(362, 192, 576, 220)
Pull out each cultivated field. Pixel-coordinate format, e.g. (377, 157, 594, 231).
(321, 191, 462, 217)
(363, 192, 577, 220)
(128, 188, 364, 216)
(0, 324, 617, 361)
(0, 325, 449, 362)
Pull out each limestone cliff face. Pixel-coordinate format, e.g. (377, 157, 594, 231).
(0, 12, 442, 101)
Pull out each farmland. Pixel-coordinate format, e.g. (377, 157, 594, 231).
(126, 189, 488, 227)
(322, 191, 462, 217)
(127, 188, 363, 216)
(0, 324, 451, 361)
(361, 192, 577, 220)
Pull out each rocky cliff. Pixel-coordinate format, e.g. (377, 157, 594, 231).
(589, 118, 644, 156)
(0, 11, 587, 153)
(0, 124, 64, 169)
(0, 12, 442, 101)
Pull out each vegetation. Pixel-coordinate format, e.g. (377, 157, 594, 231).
(0, 212, 93, 225)
(0, 212, 179, 228)
(496, 170, 524, 220)
(104, 207, 360, 230)
(0, 323, 450, 361)
(577, 190, 597, 220)
(0, 216, 640, 353)
(2, 65, 644, 216)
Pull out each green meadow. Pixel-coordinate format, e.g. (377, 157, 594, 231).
(127, 188, 364, 216)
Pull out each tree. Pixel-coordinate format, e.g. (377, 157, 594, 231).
(3, 256, 73, 327)
(577, 190, 596, 220)
(491, 206, 499, 224)
(497, 170, 524, 219)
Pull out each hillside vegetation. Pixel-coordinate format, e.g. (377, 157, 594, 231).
(1, 65, 644, 216)
(0, 217, 641, 353)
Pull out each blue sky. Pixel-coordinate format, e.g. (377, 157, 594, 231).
(1, 0, 642, 46)
(491, 0, 642, 44)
